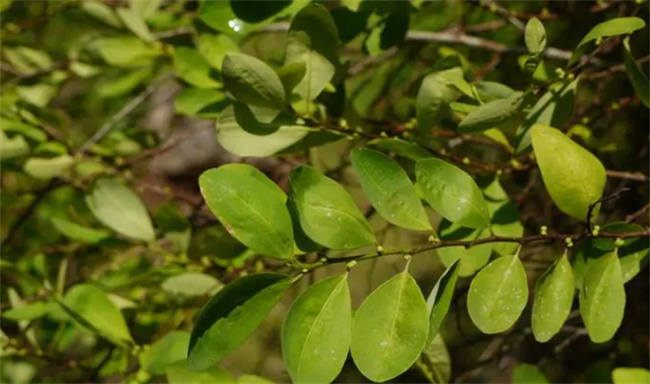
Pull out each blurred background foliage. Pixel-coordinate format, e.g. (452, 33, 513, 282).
(0, 0, 648, 383)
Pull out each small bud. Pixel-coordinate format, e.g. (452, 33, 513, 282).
(354, 127, 363, 133)
(380, 132, 388, 138)
(439, 148, 447, 155)
(595, 36, 603, 46)
(320, 257, 328, 263)
(489, 2, 497, 12)
(591, 225, 600, 236)
(496, 169, 503, 176)
(376, 245, 384, 254)
(201, 256, 211, 267)
(611, 102, 620, 110)
(340, 119, 348, 129)
(564, 237, 574, 248)
(403, 254, 412, 261)
(462, 157, 470, 165)
(581, 117, 590, 124)
(428, 235, 438, 243)
(614, 238, 624, 247)
(567, 73, 575, 81)
(541, 8, 550, 17)
(346, 260, 357, 269)
(301, 268, 308, 274)
(540, 225, 548, 236)
(402, 131, 411, 139)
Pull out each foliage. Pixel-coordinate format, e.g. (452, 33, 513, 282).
(1, 1, 649, 384)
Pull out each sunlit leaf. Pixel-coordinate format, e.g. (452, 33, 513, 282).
(531, 253, 574, 342)
(174, 47, 221, 89)
(426, 260, 459, 343)
(140, 331, 190, 375)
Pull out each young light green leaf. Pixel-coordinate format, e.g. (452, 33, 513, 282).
(416, 158, 490, 229)
(3, 302, 50, 322)
(173, 47, 221, 89)
(162, 273, 221, 298)
(86, 178, 155, 242)
(187, 273, 292, 370)
(216, 105, 313, 157)
(51, 217, 110, 244)
(63, 284, 133, 345)
(512, 364, 549, 384)
(277, 62, 307, 97)
(570, 17, 646, 64)
(285, 3, 339, 101)
(351, 269, 429, 382)
(24, 155, 73, 179)
(351, 148, 431, 231)
(437, 222, 493, 277)
(282, 275, 351, 384)
(467, 254, 529, 334)
(116, 7, 154, 42)
(579, 251, 626, 343)
(531, 253, 575, 342)
(197, 33, 241, 70)
(474, 81, 516, 102)
(166, 361, 234, 384)
(222, 53, 286, 109)
(81, 0, 122, 28)
(623, 37, 649, 107)
(426, 260, 460, 344)
(199, 164, 294, 260)
(525, 18, 546, 55)
(488, 199, 524, 257)
(174, 88, 226, 118)
(140, 331, 191, 375)
(289, 165, 375, 250)
(93, 36, 160, 67)
(0, 131, 29, 159)
(416, 68, 464, 131)
(458, 92, 525, 133)
(612, 368, 650, 384)
(531, 124, 606, 221)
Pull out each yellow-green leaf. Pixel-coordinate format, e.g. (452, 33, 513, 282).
(532, 253, 575, 342)
(222, 53, 286, 108)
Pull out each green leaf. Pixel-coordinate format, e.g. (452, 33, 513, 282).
(128, 0, 161, 19)
(81, 0, 122, 28)
(166, 361, 234, 384)
(488, 199, 524, 257)
(467, 254, 528, 334)
(3, 302, 50, 322)
(162, 273, 221, 298)
(222, 53, 286, 108)
(1, 117, 46, 142)
(285, 3, 339, 102)
(351, 148, 431, 231)
(512, 364, 549, 384)
(174, 88, 226, 117)
(371, 138, 432, 161)
(51, 217, 110, 244)
(92, 36, 159, 67)
(62, 284, 133, 345)
(197, 33, 241, 70)
(282, 275, 351, 384)
(612, 368, 650, 384)
(623, 37, 649, 107)
(531, 253, 575, 342)
(525, 18, 546, 55)
(416, 68, 464, 131)
(437, 221, 492, 276)
(351, 269, 429, 382)
(187, 273, 291, 370)
(23, 155, 73, 179)
(572, 17, 646, 63)
(174, 47, 221, 89)
(416, 158, 490, 229)
(289, 165, 375, 250)
(215, 104, 313, 157)
(200, 1, 268, 36)
(579, 251, 625, 343)
(593, 222, 648, 283)
(277, 62, 307, 97)
(140, 331, 191, 375)
(458, 92, 525, 133)
(417, 335, 451, 384)
(116, 7, 154, 42)
(531, 124, 606, 220)
(86, 178, 155, 242)
(199, 164, 294, 260)
(474, 81, 515, 102)
(426, 260, 459, 344)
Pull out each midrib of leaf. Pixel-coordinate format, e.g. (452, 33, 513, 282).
(211, 178, 288, 257)
(484, 256, 518, 319)
(295, 277, 345, 380)
(377, 272, 408, 372)
(96, 186, 150, 240)
(444, 181, 489, 226)
(585, 256, 614, 328)
(239, 62, 277, 103)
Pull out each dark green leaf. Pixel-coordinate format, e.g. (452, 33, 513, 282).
(458, 92, 525, 133)
(199, 164, 294, 260)
(623, 37, 649, 107)
(187, 273, 292, 370)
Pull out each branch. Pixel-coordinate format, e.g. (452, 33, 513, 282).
(298, 229, 650, 272)
(77, 72, 173, 154)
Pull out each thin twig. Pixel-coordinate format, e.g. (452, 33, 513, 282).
(626, 204, 650, 223)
